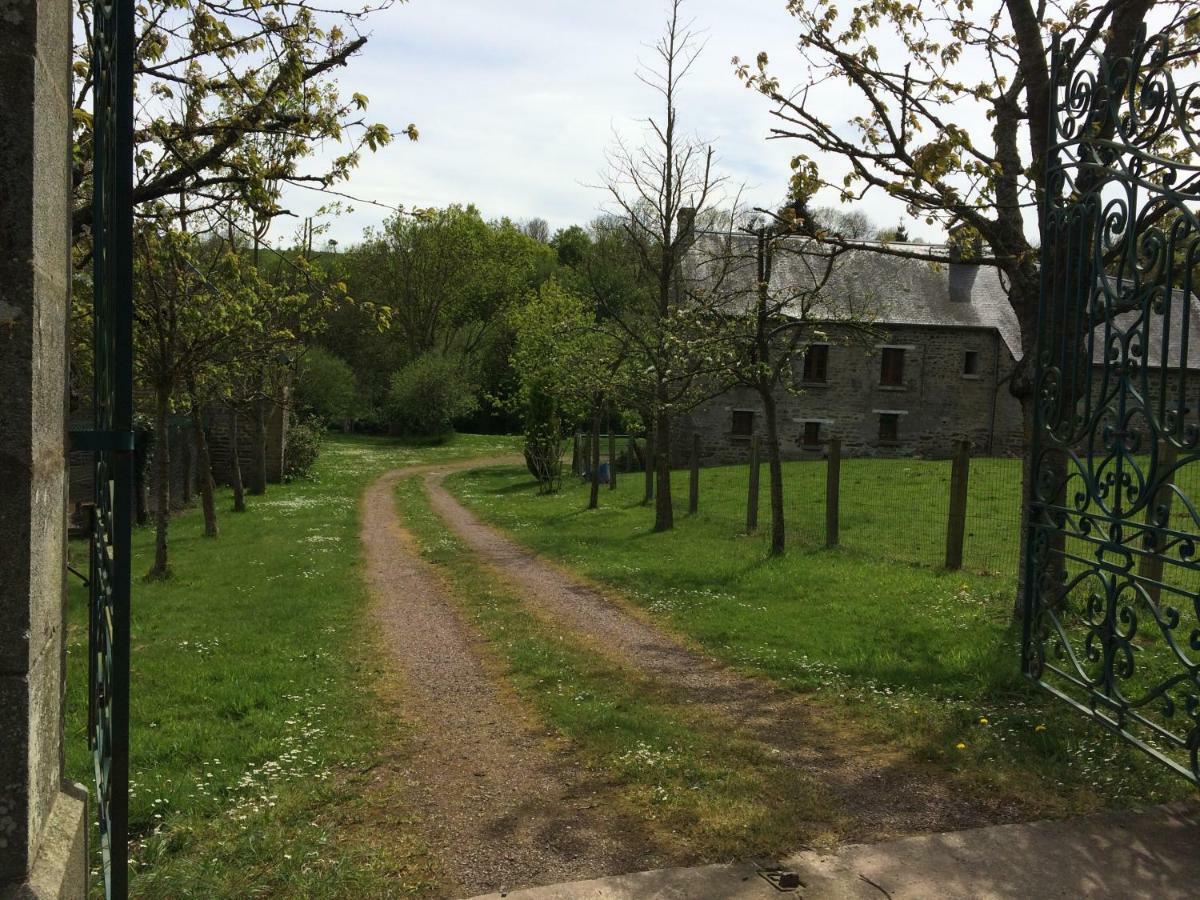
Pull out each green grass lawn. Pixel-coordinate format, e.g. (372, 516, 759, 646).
(65, 433, 519, 898)
(448, 462, 1199, 815)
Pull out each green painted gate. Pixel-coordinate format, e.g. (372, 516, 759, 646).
(72, 1, 135, 897)
(1023, 25, 1200, 784)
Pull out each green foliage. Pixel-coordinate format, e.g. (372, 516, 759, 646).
(551, 225, 592, 268)
(508, 279, 610, 424)
(295, 347, 360, 423)
(507, 279, 624, 489)
(330, 205, 555, 424)
(284, 418, 323, 481)
(70, 0, 406, 242)
(384, 352, 479, 437)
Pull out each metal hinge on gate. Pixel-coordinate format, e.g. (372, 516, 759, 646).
(69, 429, 136, 452)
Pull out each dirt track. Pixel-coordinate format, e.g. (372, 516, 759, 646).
(423, 468, 1028, 845)
(360, 464, 657, 898)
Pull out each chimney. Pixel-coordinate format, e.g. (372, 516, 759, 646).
(677, 207, 696, 246)
(948, 240, 981, 303)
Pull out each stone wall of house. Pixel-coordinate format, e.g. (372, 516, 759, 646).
(206, 399, 288, 486)
(673, 323, 1025, 466)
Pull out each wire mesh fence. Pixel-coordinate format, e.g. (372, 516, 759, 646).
(568, 429, 1024, 578)
(661, 439, 1023, 577)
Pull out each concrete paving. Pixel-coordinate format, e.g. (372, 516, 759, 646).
(469, 802, 1200, 900)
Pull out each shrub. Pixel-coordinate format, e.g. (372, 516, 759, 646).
(384, 353, 478, 437)
(284, 418, 323, 481)
(295, 347, 360, 424)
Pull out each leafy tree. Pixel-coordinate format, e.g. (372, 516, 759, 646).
(133, 226, 248, 576)
(551, 225, 592, 269)
(70, 0, 412, 243)
(384, 353, 479, 437)
(336, 206, 554, 423)
(295, 347, 360, 425)
(508, 280, 623, 501)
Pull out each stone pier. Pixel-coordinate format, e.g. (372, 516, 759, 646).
(0, 0, 89, 897)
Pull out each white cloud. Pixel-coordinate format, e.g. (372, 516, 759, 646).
(277, 0, 936, 248)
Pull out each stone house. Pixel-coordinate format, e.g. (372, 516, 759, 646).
(674, 235, 1026, 464)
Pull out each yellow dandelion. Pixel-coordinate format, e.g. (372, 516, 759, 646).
(955, 741, 967, 750)
(1035, 724, 1047, 733)
(978, 717, 989, 725)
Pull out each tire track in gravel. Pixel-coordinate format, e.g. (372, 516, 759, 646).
(424, 469, 1030, 845)
(361, 464, 658, 898)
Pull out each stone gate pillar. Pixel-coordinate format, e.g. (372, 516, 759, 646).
(0, 0, 89, 897)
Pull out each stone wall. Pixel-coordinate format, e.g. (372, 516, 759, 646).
(0, 0, 88, 894)
(674, 323, 1025, 466)
(205, 399, 289, 486)
(68, 412, 198, 531)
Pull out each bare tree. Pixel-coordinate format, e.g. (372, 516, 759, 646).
(695, 204, 876, 554)
(600, 0, 729, 531)
(521, 217, 551, 243)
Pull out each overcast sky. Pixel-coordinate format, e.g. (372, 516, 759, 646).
(278, 0, 931, 248)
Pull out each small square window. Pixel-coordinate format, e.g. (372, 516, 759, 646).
(731, 410, 754, 436)
(963, 350, 979, 376)
(802, 345, 829, 383)
(880, 348, 905, 386)
(878, 413, 899, 444)
(802, 421, 822, 447)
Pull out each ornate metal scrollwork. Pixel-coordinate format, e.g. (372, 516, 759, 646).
(1024, 25, 1200, 783)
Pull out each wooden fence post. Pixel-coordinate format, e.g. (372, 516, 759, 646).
(945, 439, 971, 570)
(1139, 439, 1179, 603)
(689, 432, 700, 514)
(746, 436, 760, 533)
(825, 438, 841, 549)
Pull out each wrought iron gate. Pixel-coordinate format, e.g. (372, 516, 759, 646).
(75, 1, 135, 896)
(1023, 26, 1200, 783)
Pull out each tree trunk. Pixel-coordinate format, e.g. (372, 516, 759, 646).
(608, 405, 617, 491)
(589, 404, 602, 510)
(250, 398, 268, 495)
(653, 407, 673, 531)
(180, 428, 192, 505)
(230, 407, 246, 512)
(760, 389, 786, 555)
(148, 384, 171, 579)
(188, 385, 219, 538)
(643, 430, 655, 504)
(134, 429, 150, 527)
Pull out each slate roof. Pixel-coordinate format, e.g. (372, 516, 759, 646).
(1090, 280, 1200, 370)
(685, 232, 1024, 358)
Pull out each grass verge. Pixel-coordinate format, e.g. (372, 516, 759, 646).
(394, 475, 837, 858)
(65, 433, 519, 898)
(447, 464, 1198, 816)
